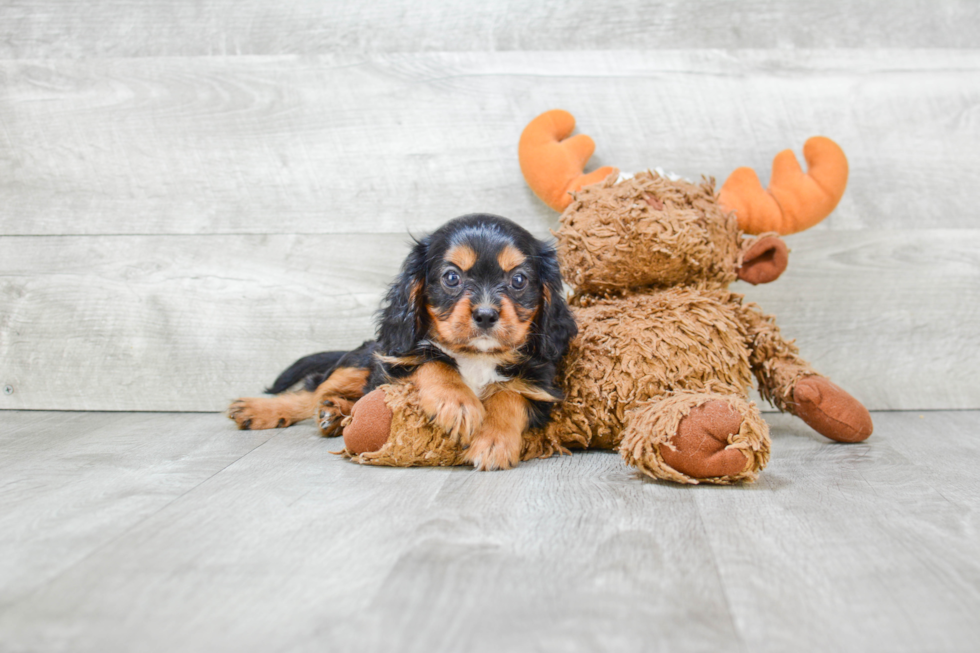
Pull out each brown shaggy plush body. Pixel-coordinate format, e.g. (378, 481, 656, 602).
(537, 173, 814, 483)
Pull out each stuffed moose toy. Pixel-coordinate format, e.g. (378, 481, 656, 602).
(341, 110, 873, 484)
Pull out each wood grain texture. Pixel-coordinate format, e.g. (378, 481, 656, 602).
(0, 234, 411, 411)
(739, 229, 980, 412)
(0, 411, 275, 613)
(0, 1, 976, 57)
(697, 411, 980, 653)
(1, 229, 977, 411)
(0, 409, 978, 652)
(1, 50, 978, 236)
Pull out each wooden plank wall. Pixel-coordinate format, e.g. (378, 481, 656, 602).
(1, 3, 978, 412)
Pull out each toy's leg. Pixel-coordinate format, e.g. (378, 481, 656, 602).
(741, 304, 873, 443)
(343, 384, 561, 467)
(341, 383, 467, 467)
(789, 376, 873, 443)
(342, 388, 393, 454)
(619, 392, 770, 485)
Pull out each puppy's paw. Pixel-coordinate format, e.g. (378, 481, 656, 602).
(227, 398, 293, 431)
(422, 390, 485, 444)
(316, 398, 352, 437)
(464, 427, 522, 471)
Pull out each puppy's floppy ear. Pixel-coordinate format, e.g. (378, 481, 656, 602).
(377, 237, 429, 356)
(531, 241, 578, 364)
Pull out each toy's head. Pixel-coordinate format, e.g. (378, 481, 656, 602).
(518, 110, 847, 295)
(557, 171, 788, 294)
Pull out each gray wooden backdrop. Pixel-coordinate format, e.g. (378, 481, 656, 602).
(1, 2, 978, 412)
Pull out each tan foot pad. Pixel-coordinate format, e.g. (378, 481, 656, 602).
(793, 377, 873, 443)
(660, 401, 751, 479)
(343, 388, 393, 455)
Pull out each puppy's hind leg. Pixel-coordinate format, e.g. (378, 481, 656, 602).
(231, 341, 377, 432)
(228, 391, 318, 430)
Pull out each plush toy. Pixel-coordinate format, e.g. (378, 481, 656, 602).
(341, 110, 873, 484)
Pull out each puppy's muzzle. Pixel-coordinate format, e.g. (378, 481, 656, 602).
(472, 307, 500, 331)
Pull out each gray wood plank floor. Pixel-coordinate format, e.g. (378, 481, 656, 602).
(1, 410, 978, 652)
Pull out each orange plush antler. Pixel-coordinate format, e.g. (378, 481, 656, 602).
(519, 110, 619, 212)
(719, 137, 849, 235)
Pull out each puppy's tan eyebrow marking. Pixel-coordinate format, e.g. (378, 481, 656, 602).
(497, 244, 526, 271)
(446, 244, 477, 271)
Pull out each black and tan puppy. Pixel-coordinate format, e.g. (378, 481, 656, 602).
(228, 214, 577, 470)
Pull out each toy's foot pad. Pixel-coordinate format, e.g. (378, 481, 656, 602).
(343, 388, 393, 455)
(660, 401, 751, 479)
(793, 377, 873, 443)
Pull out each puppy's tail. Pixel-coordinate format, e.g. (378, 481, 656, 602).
(265, 351, 348, 395)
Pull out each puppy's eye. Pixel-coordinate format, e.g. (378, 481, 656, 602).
(511, 273, 527, 290)
(443, 269, 461, 288)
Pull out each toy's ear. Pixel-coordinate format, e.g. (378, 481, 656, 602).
(737, 235, 788, 285)
(377, 237, 429, 356)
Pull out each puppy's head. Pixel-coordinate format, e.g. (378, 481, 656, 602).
(378, 214, 576, 363)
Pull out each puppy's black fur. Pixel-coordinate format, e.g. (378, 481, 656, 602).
(371, 213, 577, 428)
(235, 213, 577, 433)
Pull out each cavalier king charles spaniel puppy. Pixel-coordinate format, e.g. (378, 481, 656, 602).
(228, 214, 577, 470)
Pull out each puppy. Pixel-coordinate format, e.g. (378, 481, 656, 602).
(228, 214, 577, 470)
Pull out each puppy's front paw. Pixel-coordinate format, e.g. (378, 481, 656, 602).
(423, 391, 485, 444)
(228, 398, 292, 430)
(316, 397, 354, 437)
(464, 427, 522, 471)
(317, 400, 342, 436)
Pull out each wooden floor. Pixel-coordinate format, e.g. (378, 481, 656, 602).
(1, 410, 978, 652)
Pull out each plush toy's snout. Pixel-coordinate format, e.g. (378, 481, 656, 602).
(738, 235, 789, 285)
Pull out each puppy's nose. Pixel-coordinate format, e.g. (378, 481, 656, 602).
(472, 307, 500, 330)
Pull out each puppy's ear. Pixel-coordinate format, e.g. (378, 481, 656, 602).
(377, 237, 429, 356)
(532, 242, 578, 364)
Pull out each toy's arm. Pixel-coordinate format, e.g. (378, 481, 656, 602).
(740, 302, 816, 410)
(519, 110, 619, 212)
(740, 302, 873, 442)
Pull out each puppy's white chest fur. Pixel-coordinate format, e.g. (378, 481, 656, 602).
(454, 353, 507, 396)
(433, 343, 508, 397)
